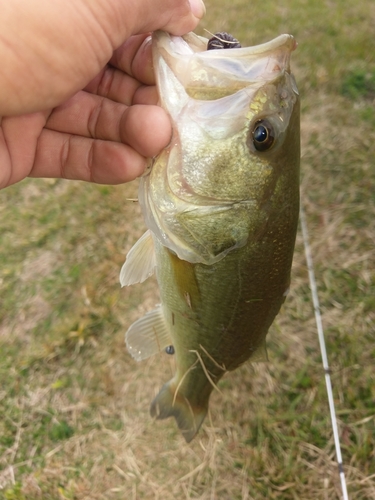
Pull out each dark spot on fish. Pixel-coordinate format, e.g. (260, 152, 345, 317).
(251, 119, 275, 151)
(207, 32, 241, 50)
(165, 345, 175, 355)
(172, 312, 175, 325)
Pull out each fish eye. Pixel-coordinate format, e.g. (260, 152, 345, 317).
(165, 345, 175, 355)
(252, 120, 275, 152)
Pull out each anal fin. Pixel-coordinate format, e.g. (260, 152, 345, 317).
(125, 305, 172, 361)
(120, 230, 155, 286)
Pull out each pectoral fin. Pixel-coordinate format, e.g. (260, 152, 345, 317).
(120, 230, 156, 286)
(125, 306, 172, 361)
(167, 251, 200, 310)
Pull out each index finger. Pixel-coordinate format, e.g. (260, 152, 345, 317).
(110, 34, 155, 86)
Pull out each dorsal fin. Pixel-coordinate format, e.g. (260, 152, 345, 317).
(125, 306, 172, 361)
(120, 230, 156, 286)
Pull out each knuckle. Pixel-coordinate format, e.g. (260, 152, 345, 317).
(60, 136, 70, 179)
(97, 66, 115, 98)
(87, 97, 105, 139)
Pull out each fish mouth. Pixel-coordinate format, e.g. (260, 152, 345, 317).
(152, 31, 297, 99)
(153, 30, 297, 55)
(182, 32, 297, 55)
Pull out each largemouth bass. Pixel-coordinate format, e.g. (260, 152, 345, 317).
(121, 30, 300, 442)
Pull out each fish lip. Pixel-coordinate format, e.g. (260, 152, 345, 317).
(153, 30, 297, 57)
(197, 33, 297, 56)
(212, 33, 297, 56)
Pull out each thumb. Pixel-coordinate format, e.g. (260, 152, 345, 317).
(103, 0, 206, 46)
(0, 0, 205, 115)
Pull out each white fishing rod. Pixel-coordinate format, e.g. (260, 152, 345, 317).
(299, 205, 349, 500)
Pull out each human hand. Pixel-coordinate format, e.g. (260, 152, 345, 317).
(0, 0, 205, 189)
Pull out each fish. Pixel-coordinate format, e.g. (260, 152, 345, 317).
(120, 30, 300, 442)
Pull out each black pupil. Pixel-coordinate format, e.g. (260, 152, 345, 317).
(165, 345, 175, 355)
(254, 125, 268, 143)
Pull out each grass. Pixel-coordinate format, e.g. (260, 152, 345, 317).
(1, 0, 374, 498)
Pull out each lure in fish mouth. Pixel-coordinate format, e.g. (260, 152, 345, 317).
(121, 30, 300, 442)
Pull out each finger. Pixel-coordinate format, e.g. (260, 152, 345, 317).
(132, 85, 159, 106)
(84, 63, 158, 105)
(46, 91, 171, 157)
(84, 67, 142, 106)
(88, 34, 161, 105)
(110, 34, 155, 86)
(118, 105, 172, 158)
(31, 129, 146, 184)
(118, 0, 206, 38)
(0, 111, 50, 188)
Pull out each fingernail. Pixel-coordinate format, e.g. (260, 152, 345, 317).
(189, 0, 206, 19)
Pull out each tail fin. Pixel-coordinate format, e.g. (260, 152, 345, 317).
(150, 381, 208, 443)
